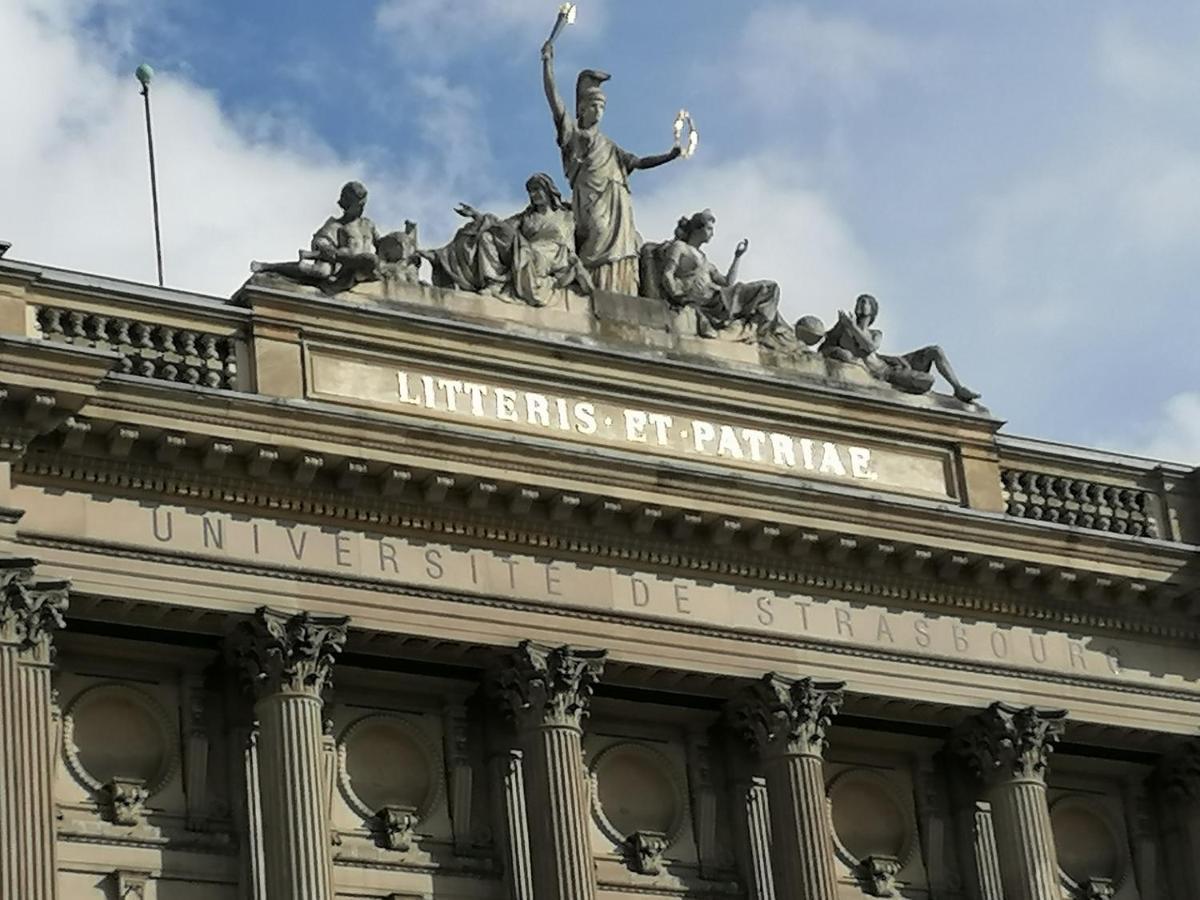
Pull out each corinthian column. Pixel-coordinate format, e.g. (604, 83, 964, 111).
(952, 702, 1067, 900)
(0, 559, 69, 900)
(492, 641, 606, 900)
(726, 673, 844, 900)
(230, 607, 348, 900)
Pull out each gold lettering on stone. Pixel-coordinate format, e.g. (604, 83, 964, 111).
(307, 352, 954, 499)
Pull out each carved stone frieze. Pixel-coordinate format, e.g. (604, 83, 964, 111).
(228, 607, 348, 700)
(858, 855, 902, 898)
(725, 673, 844, 757)
(952, 702, 1067, 785)
(491, 640, 606, 730)
(0, 559, 68, 656)
(624, 830, 669, 875)
(105, 777, 149, 826)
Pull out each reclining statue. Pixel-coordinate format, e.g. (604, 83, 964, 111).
(819, 293, 981, 403)
(423, 173, 592, 306)
(640, 209, 798, 348)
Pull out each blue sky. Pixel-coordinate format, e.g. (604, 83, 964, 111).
(2, 0, 1198, 461)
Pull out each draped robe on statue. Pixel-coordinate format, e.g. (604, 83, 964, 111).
(558, 121, 641, 295)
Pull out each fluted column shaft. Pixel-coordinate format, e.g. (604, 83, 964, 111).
(255, 690, 331, 899)
(493, 641, 606, 900)
(986, 777, 1060, 900)
(762, 748, 839, 899)
(524, 722, 596, 900)
(953, 702, 1067, 900)
(0, 562, 68, 900)
(727, 674, 844, 900)
(490, 747, 534, 900)
(230, 607, 348, 900)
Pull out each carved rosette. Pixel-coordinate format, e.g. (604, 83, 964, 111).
(726, 673, 845, 757)
(953, 702, 1067, 785)
(229, 607, 348, 701)
(1151, 741, 1200, 803)
(0, 560, 68, 657)
(492, 640, 606, 731)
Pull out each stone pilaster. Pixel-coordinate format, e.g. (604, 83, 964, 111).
(952, 702, 1067, 900)
(492, 641, 606, 900)
(490, 745, 535, 900)
(230, 607, 348, 900)
(0, 559, 68, 900)
(727, 673, 844, 900)
(1151, 742, 1200, 900)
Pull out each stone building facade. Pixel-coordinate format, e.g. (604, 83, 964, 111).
(0, 255, 1197, 899)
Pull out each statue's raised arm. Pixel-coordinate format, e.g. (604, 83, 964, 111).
(541, 41, 569, 143)
(537, 3, 684, 297)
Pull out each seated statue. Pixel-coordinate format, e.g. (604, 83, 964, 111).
(819, 293, 981, 403)
(640, 209, 796, 348)
(250, 181, 384, 293)
(424, 173, 593, 306)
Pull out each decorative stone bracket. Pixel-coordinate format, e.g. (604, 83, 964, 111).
(858, 855, 902, 898)
(1082, 877, 1115, 900)
(105, 777, 149, 827)
(376, 804, 418, 852)
(624, 830, 669, 876)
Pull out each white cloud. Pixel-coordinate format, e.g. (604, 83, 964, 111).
(737, 4, 912, 111)
(375, 0, 607, 63)
(1112, 392, 1200, 465)
(1096, 16, 1200, 104)
(0, 0, 495, 295)
(635, 155, 877, 325)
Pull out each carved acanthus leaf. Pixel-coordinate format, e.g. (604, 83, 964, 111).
(0, 559, 69, 654)
(491, 640, 606, 730)
(952, 702, 1067, 785)
(726, 673, 844, 757)
(229, 607, 348, 700)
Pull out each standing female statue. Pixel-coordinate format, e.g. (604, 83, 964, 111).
(541, 41, 682, 295)
(425, 173, 592, 306)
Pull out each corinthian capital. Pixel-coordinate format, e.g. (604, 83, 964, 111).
(229, 607, 348, 700)
(492, 640, 606, 730)
(953, 702, 1067, 785)
(0, 558, 69, 657)
(726, 673, 844, 758)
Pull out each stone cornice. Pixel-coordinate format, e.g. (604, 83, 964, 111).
(14, 424, 1199, 644)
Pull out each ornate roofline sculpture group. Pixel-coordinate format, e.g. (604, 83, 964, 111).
(245, 3, 980, 406)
